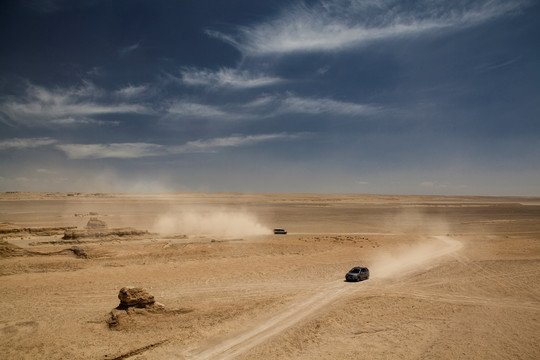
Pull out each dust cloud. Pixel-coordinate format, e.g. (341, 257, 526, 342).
(370, 235, 462, 280)
(153, 209, 270, 237)
(371, 211, 462, 280)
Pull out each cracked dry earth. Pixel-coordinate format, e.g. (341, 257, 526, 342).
(0, 193, 539, 359)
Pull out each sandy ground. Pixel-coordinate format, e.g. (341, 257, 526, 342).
(0, 192, 539, 359)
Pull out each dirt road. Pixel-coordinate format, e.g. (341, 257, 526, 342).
(183, 236, 463, 360)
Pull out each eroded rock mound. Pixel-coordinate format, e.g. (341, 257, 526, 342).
(107, 287, 165, 329)
(0, 222, 75, 236)
(0, 241, 30, 257)
(0, 241, 95, 259)
(86, 217, 107, 229)
(62, 228, 148, 241)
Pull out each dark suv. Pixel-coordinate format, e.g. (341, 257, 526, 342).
(345, 267, 370, 282)
(273, 228, 287, 234)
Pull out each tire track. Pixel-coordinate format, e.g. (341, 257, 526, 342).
(184, 281, 350, 360)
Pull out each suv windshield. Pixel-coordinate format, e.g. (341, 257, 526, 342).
(349, 268, 360, 273)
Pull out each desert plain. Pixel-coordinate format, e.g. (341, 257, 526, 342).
(0, 192, 539, 359)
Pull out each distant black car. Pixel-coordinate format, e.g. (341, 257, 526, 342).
(345, 267, 370, 282)
(273, 228, 287, 234)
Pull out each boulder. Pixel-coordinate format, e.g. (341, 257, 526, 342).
(118, 286, 155, 307)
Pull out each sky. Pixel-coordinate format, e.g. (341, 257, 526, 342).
(0, 0, 539, 195)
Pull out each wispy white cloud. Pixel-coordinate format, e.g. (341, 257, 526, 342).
(119, 43, 140, 57)
(277, 94, 377, 115)
(209, 0, 529, 55)
(205, 29, 241, 50)
(180, 67, 283, 89)
(87, 66, 104, 77)
(55, 133, 299, 159)
(243, 93, 378, 116)
(49, 117, 120, 126)
(475, 56, 522, 73)
(167, 101, 238, 120)
(317, 66, 330, 75)
(115, 84, 150, 99)
(0, 82, 153, 127)
(173, 133, 299, 153)
(0, 137, 57, 150)
(56, 143, 166, 159)
(165, 93, 376, 121)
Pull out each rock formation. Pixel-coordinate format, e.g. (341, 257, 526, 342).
(86, 217, 107, 229)
(62, 227, 148, 241)
(107, 287, 165, 329)
(118, 286, 155, 307)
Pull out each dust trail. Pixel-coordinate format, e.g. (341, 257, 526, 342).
(176, 236, 462, 360)
(153, 209, 270, 237)
(370, 236, 463, 280)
